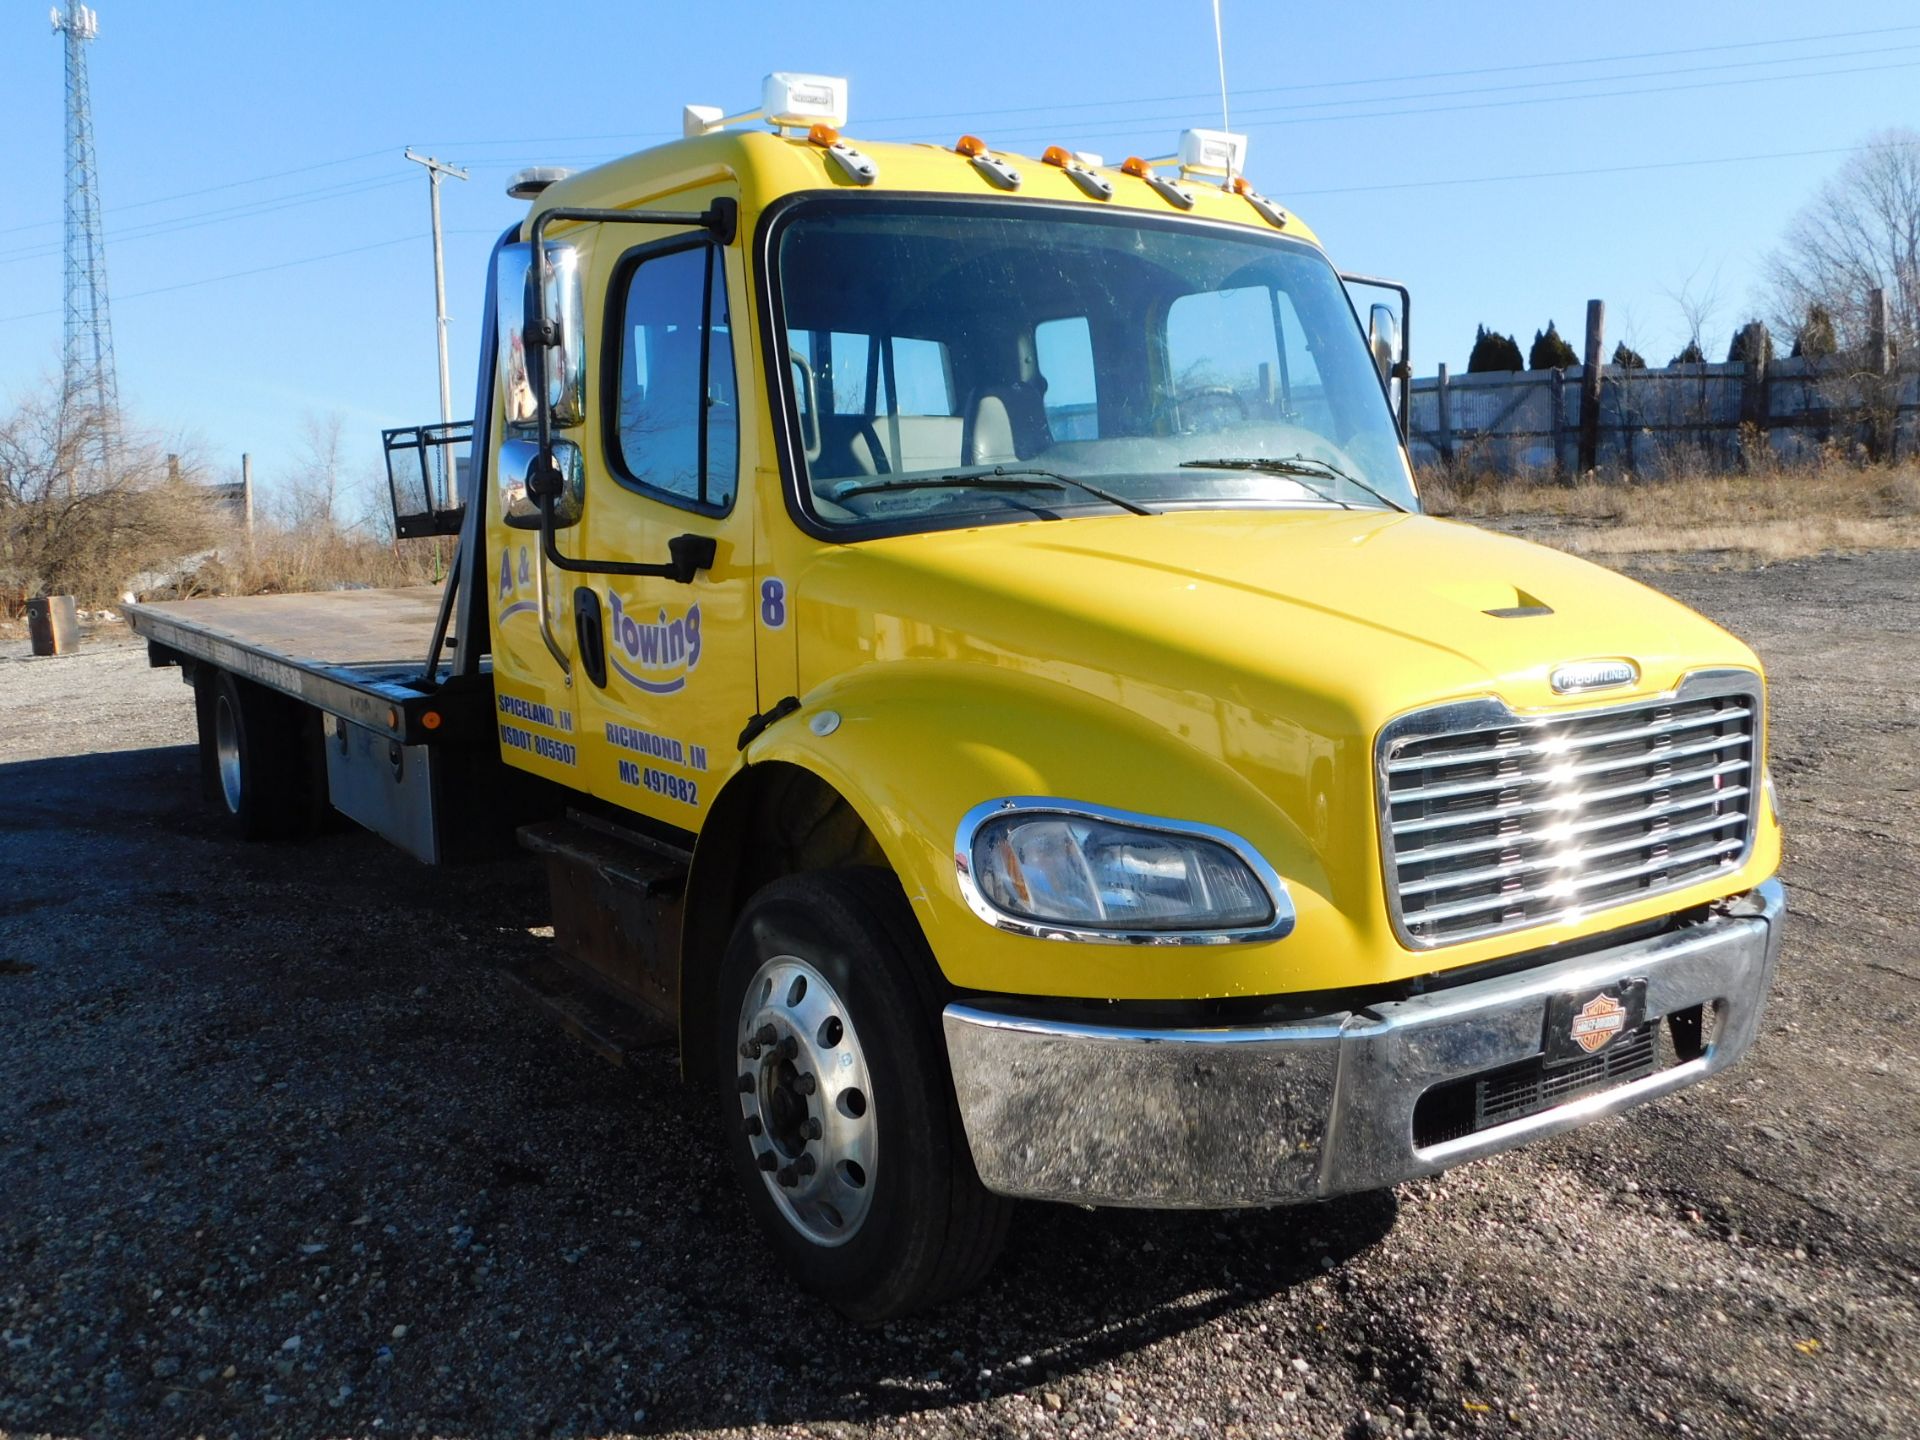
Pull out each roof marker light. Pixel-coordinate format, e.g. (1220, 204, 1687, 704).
(809, 122, 878, 186)
(1042, 146, 1114, 201)
(955, 135, 1021, 190)
(1121, 156, 1194, 209)
(1232, 175, 1289, 229)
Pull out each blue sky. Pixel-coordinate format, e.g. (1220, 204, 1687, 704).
(3, 1, 1916, 508)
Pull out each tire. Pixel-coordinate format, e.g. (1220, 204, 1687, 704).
(715, 867, 1011, 1322)
(193, 668, 324, 841)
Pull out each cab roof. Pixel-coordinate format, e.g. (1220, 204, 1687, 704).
(528, 129, 1321, 250)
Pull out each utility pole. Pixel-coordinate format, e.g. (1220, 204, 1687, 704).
(403, 148, 468, 502)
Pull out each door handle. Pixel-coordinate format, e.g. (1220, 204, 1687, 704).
(572, 587, 608, 689)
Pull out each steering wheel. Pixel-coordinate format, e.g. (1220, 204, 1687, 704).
(1151, 384, 1248, 435)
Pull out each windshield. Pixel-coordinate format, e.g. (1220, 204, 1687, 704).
(772, 199, 1416, 533)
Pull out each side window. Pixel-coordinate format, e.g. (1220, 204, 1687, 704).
(613, 244, 737, 510)
(1035, 316, 1098, 440)
(1165, 283, 1332, 430)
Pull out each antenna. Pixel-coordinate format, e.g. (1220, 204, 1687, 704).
(1211, 0, 1231, 136)
(51, 4, 117, 482)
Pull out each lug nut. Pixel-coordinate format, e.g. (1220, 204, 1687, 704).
(776, 1164, 798, 1188)
(800, 1118, 822, 1141)
(796, 1072, 817, 1096)
(755, 1023, 778, 1046)
(743, 1115, 763, 1136)
(737, 1073, 755, 1093)
(739, 1039, 761, 1059)
(756, 1150, 778, 1172)
(774, 1035, 800, 1061)
(796, 1153, 817, 1177)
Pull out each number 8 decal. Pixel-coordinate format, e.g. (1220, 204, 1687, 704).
(760, 577, 787, 629)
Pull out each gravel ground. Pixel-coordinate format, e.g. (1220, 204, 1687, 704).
(1, 550, 1916, 1440)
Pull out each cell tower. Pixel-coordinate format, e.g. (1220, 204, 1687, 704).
(51, 4, 118, 474)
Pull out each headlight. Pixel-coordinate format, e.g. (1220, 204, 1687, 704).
(955, 798, 1294, 943)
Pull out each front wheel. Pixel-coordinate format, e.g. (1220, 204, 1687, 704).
(716, 867, 1010, 1321)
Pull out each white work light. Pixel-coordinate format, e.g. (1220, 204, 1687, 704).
(683, 73, 851, 137)
(1177, 127, 1248, 178)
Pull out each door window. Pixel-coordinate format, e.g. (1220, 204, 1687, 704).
(612, 244, 737, 510)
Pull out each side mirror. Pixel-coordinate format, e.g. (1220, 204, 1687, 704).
(500, 437, 583, 530)
(1368, 302, 1399, 385)
(496, 242, 588, 427)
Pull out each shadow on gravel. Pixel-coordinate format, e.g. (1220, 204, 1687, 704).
(1, 741, 1404, 1439)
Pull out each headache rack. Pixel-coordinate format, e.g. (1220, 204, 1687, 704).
(382, 420, 472, 539)
(1378, 670, 1760, 948)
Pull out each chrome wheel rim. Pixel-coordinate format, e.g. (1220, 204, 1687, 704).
(735, 955, 876, 1247)
(214, 693, 243, 814)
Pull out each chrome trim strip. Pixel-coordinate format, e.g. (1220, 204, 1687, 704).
(1375, 667, 1763, 950)
(943, 877, 1784, 1208)
(953, 796, 1296, 946)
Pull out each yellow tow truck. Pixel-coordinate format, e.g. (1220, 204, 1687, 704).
(128, 74, 1785, 1320)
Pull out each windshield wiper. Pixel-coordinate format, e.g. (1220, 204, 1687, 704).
(834, 466, 1157, 516)
(1178, 455, 1408, 513)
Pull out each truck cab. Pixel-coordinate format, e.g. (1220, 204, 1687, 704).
(131, 75, 1784, 1321)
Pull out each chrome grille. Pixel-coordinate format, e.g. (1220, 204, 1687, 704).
(1378, 671, 1760, 948)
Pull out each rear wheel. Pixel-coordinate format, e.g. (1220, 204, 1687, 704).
(192, 668, 324, 840)
(715, 867, 1011, 1322)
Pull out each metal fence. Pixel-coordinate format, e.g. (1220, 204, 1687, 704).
(1407, 356, 1920, 473)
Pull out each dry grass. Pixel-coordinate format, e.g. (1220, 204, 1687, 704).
(1421, 454, 1920, 568)
(183, 522, 444, 598)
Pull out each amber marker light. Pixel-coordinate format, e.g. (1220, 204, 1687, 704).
(1121, 156, 1154, 177)
(955, 135, 988, 157)
(386, 707, 400, 729)
(1231, 176, 1252, 194)
(1042, 145, 1070, 167)
(420, 711, 443, 732)
(807, 122, 840, 147)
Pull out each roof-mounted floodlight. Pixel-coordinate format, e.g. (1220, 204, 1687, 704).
(682, 73, 850, 137)
(507, 166, 572, 200)
(1177, 127, 1248, 180)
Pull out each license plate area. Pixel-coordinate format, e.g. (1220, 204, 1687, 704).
(1544, 977, 1648, 1068)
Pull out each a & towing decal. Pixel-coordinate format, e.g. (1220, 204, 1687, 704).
(607, 591, 702, 695)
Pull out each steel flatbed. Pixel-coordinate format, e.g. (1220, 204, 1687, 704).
(126, 586, 484, 744)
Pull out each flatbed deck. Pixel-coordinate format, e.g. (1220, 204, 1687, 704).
(127, 586, 479, 742)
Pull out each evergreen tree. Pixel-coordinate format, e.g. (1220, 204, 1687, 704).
(1670, 339, 1706, 366)
(1528, 320, 1579, 371)
(1791, 304, 1838, 359)
(1610, 342, 1648, 369)
(1467, 324, 1524, 373)
(1726, 323, 1774, 367)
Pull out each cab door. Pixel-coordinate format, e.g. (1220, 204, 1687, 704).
(572, 219, 756, 830)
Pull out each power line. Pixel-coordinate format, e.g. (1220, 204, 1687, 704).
(0, 233, 433, 325)
(854, 21, 1920, 129)
(0, 173, 416, 267)
(1285, 139, 1920, 200)
(406, 21, 1920, 156)
(0, 146, 395, 239)
(978, 55, 1920, 146)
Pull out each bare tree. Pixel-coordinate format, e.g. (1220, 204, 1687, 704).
(1763, 128, 1920, 356)
(276, 412, 347, 529)
(0, 384, 219, 607)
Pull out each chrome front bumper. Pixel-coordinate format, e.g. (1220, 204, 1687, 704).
(943, 878, 1785, 1208)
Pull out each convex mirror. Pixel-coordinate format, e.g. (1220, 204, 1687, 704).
(500, 437, 583, 529)
(496, 242, 587, 427)
(1368, 302, 1400, 385)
